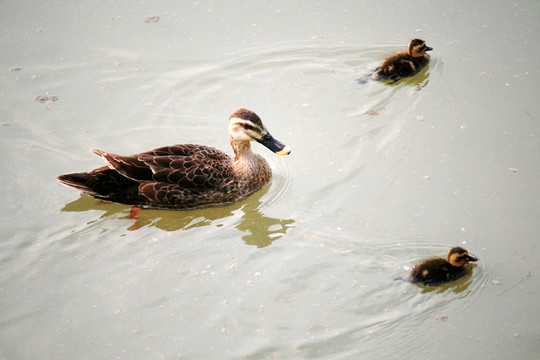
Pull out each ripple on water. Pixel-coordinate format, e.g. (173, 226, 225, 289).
(49, 40, 452, 357)
(276, 233, 491, 358)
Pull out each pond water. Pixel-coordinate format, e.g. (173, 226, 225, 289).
(1, 1, 539, 359)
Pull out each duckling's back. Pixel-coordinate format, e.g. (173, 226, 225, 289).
(407, 258, 469, 286)
(373, 52, 430, 82)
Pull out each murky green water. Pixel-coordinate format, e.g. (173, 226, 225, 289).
(1, 1, 539, 359)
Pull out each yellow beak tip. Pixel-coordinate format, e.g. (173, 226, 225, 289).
(276, 146, 291, 155)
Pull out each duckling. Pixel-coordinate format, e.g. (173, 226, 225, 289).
(57, 108, 291, 209)
(359, 39, 433, 84)
(405, 247, 478, 286)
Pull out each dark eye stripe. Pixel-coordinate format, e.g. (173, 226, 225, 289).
(232, 121, 262, 133)
(240, 123, 258, 132)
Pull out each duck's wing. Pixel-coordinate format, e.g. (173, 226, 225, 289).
(92, 144, 231, 183)
(92, 145, 237, 207)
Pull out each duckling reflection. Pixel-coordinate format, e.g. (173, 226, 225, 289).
(417, 272, 475, 295)
(404, 247, 478, 286)
(358, 39, 433, 84)
(60, 184, 294, 247)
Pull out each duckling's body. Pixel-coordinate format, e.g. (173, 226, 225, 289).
(57, 108, 291, 209)
(405, 247, 478, 286)
(360, 39, 433, 83)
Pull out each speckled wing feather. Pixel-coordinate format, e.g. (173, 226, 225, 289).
(93, 144, 239, 207)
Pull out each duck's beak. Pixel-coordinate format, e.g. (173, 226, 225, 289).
(257, 133, 291, 155)
(426, 46, 433, 51)
(467, 254, 478, 262)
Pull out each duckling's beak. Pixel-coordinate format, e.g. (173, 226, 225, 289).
(257, 133, 291, 155)
(426, 46, 433, 51)
(467, 254, 478, 262)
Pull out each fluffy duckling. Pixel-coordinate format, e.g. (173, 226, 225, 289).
(57, 108, 291, 209)
(405, 247, 478, 286)
(360, 39, 433, 83)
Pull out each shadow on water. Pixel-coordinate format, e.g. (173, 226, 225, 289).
(60, 184, 295, 247)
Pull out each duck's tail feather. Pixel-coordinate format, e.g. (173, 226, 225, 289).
(57, 167, 141, 201)
(57, 172, 103, 196)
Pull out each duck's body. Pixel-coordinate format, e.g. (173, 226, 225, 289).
(405, 247, 478, 286)
(360, 39, 433, 84)
(57, 108, 291, 209)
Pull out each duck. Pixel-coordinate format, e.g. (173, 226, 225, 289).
(57, 108, 291, 209)
(359, 39, 433, 84)
(404, 247, 478, 286)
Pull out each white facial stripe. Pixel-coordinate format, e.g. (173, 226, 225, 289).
(230, 118, 254, 126)
(229, 117, 265, 134)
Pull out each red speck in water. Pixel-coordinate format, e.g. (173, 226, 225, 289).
(130, 206, 142, 219)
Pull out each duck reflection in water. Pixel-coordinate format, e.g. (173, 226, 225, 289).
(60, 183, 294, 248)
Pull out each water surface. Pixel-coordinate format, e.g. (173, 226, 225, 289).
(1, 1, 539, 359)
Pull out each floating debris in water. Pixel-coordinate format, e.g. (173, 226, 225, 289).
(145, 15, 160, 23)
(10, 67, 21, 71)
(35, 95, 59, 103)
(365, 110, 380, 116)
(508, 167, 518, 172)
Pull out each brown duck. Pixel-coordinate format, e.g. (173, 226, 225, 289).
(359, 39, 433, 84)
(57, 108, 291, 209)
(405, 247, 478, 286)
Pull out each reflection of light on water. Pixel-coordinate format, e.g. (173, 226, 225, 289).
(60, 181, 295, 247)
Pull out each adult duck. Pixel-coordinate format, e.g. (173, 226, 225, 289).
(57, 108, 291, 209)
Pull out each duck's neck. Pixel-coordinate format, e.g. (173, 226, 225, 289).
(231, 140, 271, 182)
(232, 140, 252, 161)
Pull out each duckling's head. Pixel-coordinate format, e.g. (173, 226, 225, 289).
(447, 247, 478, 267)
(228, 108, 291, 155)
(407, 39, 433, 58)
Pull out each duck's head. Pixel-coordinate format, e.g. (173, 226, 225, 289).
(407, 39, 433, 58)
(447, 247, 478, 267)
(228, 108, 291, 155)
